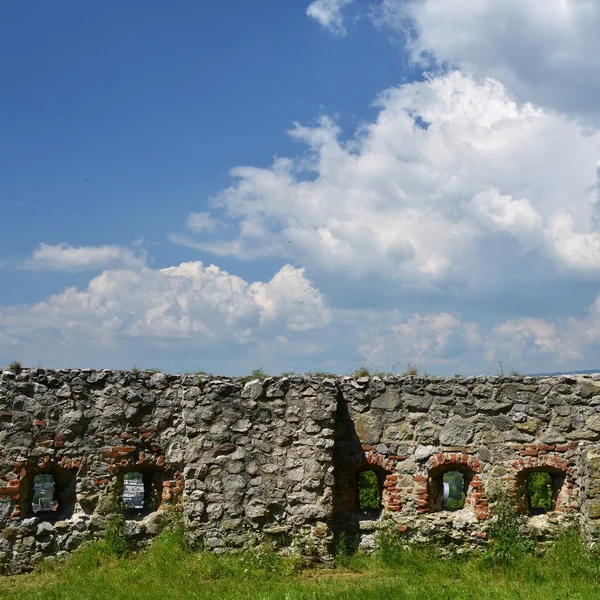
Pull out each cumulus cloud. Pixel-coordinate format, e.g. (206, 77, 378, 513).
(177, 73, 600, 303)
(24, 243, 147, 272)
(355, 298, 600, 376)
(358, 311, 483, 372)
(165, 68, 600, 374)
(306, 0, 354, 35)
(0, 262, 330, 364)
(489, 318, 568, 364)
(371, 0, 600, 123)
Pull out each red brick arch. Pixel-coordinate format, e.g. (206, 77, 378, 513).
(336, 446, 403, 512)
(415, 452, 489, 518)
(508, 453, 577, 513)
(427, 452, 484, 473)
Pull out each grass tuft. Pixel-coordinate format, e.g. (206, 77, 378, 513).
(8, 360, 22, 373)
(402, 362, 420, 376)
(373, 371, 393, 378)
(238, 368, 269, 383)
(353, 366, 371, 377)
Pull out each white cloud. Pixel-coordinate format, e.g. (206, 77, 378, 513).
(371, 0, 600, 123)
(166, 69, 600, 373)
(186, 212, 220, 233)
(0, 262, 330, 363)
(250, 264, 331, 331)
(306, 0, 354, 35)
(354, 300, 600, 376)
(358, 311, 483, 371)
(547, 214, 600, 271)
(178, 73, 600, 298)
(24, 243, 147, 272)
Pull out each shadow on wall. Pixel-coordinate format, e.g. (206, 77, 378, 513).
(333, 398, 401, 552)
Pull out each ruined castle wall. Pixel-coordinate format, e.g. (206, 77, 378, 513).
(2, 369, 600, 574)
(334, 375, 600, 551)
(0, 369, 336, 573)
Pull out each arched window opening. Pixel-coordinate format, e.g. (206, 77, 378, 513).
(521, 470, 564, 515)
(443, 471, 467, 510)
(429, 467, 475, 512)
(22, 468, 77, 519)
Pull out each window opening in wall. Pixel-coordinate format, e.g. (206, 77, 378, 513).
(123, 472, 145, 510)
(358, 470, 382, 510)
(24, 468, 77, 519)
(429, 467, 474, 512)
(525, 471, 563, 514)
(120, 468, 170, 514)
(442, 471, 467, 510)
(32, 474, 57, 513)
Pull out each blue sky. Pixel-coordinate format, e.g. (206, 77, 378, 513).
(2, 0, 600, 376)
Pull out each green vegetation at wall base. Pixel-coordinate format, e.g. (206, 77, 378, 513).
(2, 529, 600, 600)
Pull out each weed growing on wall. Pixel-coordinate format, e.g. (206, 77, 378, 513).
(485, 491, 533, 566)
(353, 366, 371, 377)
(102, 510, 128, 558)
(402, 363, 420, 376)
(334, 531, 350, 564)
(375, 519, 406, 566)
(238, 368, 269, 383)
(304, 371, 337, 377)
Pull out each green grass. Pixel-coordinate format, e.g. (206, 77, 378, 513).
(238, 368, 270, 383)
(2, 530, 600, 600)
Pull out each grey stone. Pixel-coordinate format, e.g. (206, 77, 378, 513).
(404, 394, 433, 412)
(36, 522, 54, 537)
(414, 445, 435, 461)
(439, 417, 474, 446)
(581, 383, 600, 399)
(371, 389, 401, 410)
(475, 400, 512, 415)
(491, 415, 514, 431)
(241, 380, 264, 400)
(587, 415, 600, 432)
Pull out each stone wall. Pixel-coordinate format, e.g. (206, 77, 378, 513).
(2, 369, 600, 573)
(333, 375, 595, 551)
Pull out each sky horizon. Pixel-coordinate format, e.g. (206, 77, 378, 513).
(2, 0, 600, 377)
